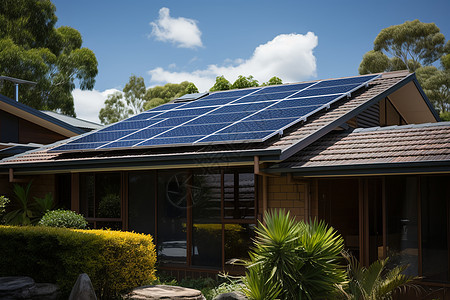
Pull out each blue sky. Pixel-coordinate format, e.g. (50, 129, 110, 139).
(51, 0, 450, 122)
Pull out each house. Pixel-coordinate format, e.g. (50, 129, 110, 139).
(0, 92, 102, 203)
(0, 70, 449, 297)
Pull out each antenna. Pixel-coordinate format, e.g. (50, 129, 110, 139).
(0, 76, 37, 102)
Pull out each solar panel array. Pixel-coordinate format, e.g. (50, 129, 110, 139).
(51, 74, 380, 152)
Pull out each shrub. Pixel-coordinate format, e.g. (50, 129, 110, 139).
(242, 209, 346, 300)
(0, 196, 9, 221)
(38, 209, 88, 229)
(0, 226, 156, 298)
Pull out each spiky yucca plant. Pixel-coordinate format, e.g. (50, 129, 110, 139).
(339, 253, 419, 300)
(242, 209, 346, 300)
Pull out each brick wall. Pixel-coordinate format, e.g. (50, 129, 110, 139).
(0, 174, 55, 199)
(259, 175, 310, 221)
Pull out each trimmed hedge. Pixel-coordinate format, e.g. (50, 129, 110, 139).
(0, 226, 156, 298)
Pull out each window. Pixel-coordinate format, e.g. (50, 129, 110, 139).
(79, 173, 122, 229)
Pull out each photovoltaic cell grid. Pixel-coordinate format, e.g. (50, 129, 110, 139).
(51, 74, 380, 152)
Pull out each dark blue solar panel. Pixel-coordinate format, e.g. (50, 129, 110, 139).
(148, 102, 188, 111)
(253, 82, 313, 94)
(187, 112, 250, 125)
(200, 89, 257, 100)
(233, 91, 298, 103)
(212, 102, 275, 114)
(180, 98, 235, 108)
(158, 123, 229, 138)
(150, 116, 194, 127)
(312, 74, 379, 89)
(139, 136, 200, 146)
(53, 142, 107, 151)
(51, 74, 380, 152)
(198, 131, 275, 143)
(155, 107, 215, 118)
(99, 140, 141, 149)
(70, 130, 135, 143)
(219, 118, 298, 133)
(101, 119, 165, 132)
(124, 112, 163, 122)
(247, 106, 321, 120)
(290, 84, 360, 98)
(272, 95, 342, 109)
(117, 127, 171, 141)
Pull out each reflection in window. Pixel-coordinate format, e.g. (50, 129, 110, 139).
(224, 172, 255, 219)
(79, 173, 122, 229)
(386, 176, 418, 276)
(421, 176, 449, 282)
(128, 171, 156, 236)
(157, 171, 188, 264)
(192, 172, 222, 268)
(224, 223, 255, 272)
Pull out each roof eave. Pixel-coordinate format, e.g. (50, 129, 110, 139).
(265, 160, 450, 177)
(1, 148, 282, 174)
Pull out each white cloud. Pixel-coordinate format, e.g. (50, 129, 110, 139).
(73, 88, 120, 124)
(150, 7, 203, 49)
(148, 33, 318, 91)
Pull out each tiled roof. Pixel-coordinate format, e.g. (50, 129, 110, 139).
(0, 71, 420, 168)
(276, 122, 450, 170)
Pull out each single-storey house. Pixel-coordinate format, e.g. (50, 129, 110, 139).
(0, 91, 101, 200)
(0, 70, 449, 298)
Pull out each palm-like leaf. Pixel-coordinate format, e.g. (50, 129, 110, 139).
(244, 210, 346, 300)
(342, 252, 419, 300)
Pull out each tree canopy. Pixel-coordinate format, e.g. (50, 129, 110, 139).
(0, 0, 98, 116)
(359, 20, 449, 119)
(99, 75, 199, 124)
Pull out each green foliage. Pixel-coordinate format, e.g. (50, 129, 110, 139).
(440, 111, 450, 121)
(185, 82, 199, 94)
(0, 196, 10, 222)
(338, 253, 419, 300)
(416, 66, 450, 113)
(262, 76, 283, 86)
(210, 75, 231, 91)
(3, 182, 54, 225)
(231, 75, 259, 89)
(97, 194, 120, 218)
(0, 0, 98, 116)
(359, 50, 390, 74)
(0, 226, 157, 298)
(243, 210, 346, 300)
(38, 209, 87, 229)
(99, 76, 198, 124)
(123, 75, 146, 114)
(3, 182, 35, 225)
(373, 19, 445, 71)
(99, 91, 131, 125)
(34, 193, 55, 213)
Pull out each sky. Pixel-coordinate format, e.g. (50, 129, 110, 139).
(51, 0, 450, 123)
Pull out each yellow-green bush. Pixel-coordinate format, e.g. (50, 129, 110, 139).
(0, 226, 156, 298)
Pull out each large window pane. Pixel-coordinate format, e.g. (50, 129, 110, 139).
(386, 176, 418, 276)
(79, 173, 95, 218)
(192, 171, 222, 268)
(157, 171, 188, 264)
(421, 176, 449, 282)
(128, 171, 156, 236)
(224, 224, 255, 272)
(224, 172, 255, 219)
(96, 173, 121, 218)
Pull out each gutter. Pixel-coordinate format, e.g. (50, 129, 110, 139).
(1, 149, 282, 175)
(264, 160, 450, 177)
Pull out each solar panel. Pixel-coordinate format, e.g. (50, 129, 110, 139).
(51, 74, 380, 152)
